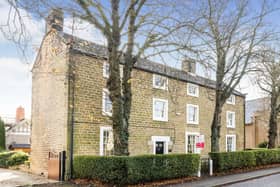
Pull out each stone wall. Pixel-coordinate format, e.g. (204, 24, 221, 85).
(30, 30, 69, 175)
(71, 53, 245, 156)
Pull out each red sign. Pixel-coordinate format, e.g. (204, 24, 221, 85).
(196, 142, 205, 148)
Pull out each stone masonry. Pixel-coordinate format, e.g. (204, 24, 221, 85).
(31, 10, 245, 176)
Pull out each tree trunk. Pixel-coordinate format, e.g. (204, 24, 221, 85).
(211, 93, 223, 152)
(268, 97, 278, 149)
(107, 0, 128, 156)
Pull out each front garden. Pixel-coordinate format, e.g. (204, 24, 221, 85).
(0, 151, 29, 168)
(72, 149, 280, 185)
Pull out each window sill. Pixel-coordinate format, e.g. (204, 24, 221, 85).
(153, 86, 168, 91)
(102, 111, 112, 117)
(153, 118, 168, 122)
(187, 122, 199, 125)
(187, 93, 199, 97)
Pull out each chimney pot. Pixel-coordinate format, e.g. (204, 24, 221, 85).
(46, 8, 64, 33)
(16, 106, 25, 123)
(182, 58, 196, 74)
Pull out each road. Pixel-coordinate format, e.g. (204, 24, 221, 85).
(226, 173, 280, 187)
(0, 168, 55, 187)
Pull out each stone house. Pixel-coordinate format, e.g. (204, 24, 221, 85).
(245, 97, 280, 148)
(31, 10, 245, 176)
(5, 106, 31, 153)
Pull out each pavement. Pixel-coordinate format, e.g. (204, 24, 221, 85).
(0, 168, 56, 187)
(1, 167, 280, 187)
(168, 167, 280, 187)
(228, 173, 280, 187)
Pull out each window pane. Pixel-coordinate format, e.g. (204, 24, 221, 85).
(188, 106, 197, 123)
(103, 130, 113, 156)
(227, 137, 233, 152)
(154, 75, 166, 88)
(187, 135, 196, 153)
(189, 85, 196, 94)
(155, 101, 165, 118)
(104, 91, 112, 113)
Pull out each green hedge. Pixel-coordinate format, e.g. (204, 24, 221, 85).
(73, 154, 199, 185)
(255, 149, 280, 166)
(0, 151, 28, 168)
(209, 149, 280, 172)
(209, 151, 256, 172)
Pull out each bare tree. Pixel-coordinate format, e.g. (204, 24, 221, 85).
(256, 48, 280, 148)
(7, 0, 183, 156)
(175, 0, 272, 152)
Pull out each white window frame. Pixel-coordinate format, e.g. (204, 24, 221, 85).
(151, 136, 170, 154)
(185, 132, 200, 154)
(100, 126, 113, 156)
(153, 98, 168, 121)
(102, 88, 112, 116)
(103, 62, 110, 78)
(187, 83, 199, 97)
(226, 111, 235, 128)
(152, 74, 168, 90)
(186, 104, 199, 124)
(226, 94, 236, 105)
(226, 134, 236, 152)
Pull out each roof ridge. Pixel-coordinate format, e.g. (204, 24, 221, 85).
(60, 32, 245, 97)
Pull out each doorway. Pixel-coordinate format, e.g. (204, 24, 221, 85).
(151, 136, 170, 154)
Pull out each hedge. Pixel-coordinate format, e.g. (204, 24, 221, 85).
(73, 154, 200, 185)
(209, 149, 280, 172)
(254, 149, 280, 166)
(0, 151, 28, 168)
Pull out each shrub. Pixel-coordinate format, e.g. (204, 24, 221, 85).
(73, 156, 127, 185)
(73, 154, 200, 185)
(126, 154, 200, 184)
(0, 151, 28, 168)
(0, 151, 14, 168)
(0, 118, 5, 150)
(209, 151, 256, 172)
(254, 149, 280, 166)
(7, 151, 28, 166)
(258, 141, 268, 148)
(210, 149, 280, 173)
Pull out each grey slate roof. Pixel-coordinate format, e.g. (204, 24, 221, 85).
(10, 143, 30, 149)
(245, 97, 270, 124)
(61, 32, 245, 97)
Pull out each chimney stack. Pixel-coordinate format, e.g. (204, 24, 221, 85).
(182, 58, 196, 74)
(46, 8, 64, 33)
(16, 106, 25, 123)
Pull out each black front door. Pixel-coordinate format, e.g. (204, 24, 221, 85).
(155, 141, 164, 154)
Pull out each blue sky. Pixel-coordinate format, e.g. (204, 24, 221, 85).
(0, 0, 279, 119)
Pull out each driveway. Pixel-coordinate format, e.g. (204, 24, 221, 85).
(0, 168, 56, 187)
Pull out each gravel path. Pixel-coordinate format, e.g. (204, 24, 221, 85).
(0, 168, 56, 187)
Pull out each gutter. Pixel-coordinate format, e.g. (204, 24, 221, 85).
(66, 49, 75, 179)
(244, 100, 246, 150)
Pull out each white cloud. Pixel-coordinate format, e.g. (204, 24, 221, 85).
(0, 1, 45, 51)
(0, 57, 31, 119)
(63, 17, 107, 45)
(238, 74, 266, 100)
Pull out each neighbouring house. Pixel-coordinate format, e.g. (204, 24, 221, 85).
(31, 9, 245, 176)
(245, 97, 280, 148)
(5, 106, 31, 153)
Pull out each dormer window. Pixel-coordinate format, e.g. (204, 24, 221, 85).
(153, 74, 168, 90)
(227, 95, 235, 105)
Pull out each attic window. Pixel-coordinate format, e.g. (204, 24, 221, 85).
(227, 95, 235, 105)
(153, 74, 168, 90)
(103, 62, 109, 78)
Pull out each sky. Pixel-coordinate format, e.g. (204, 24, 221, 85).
(0, 0, 278, 120)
